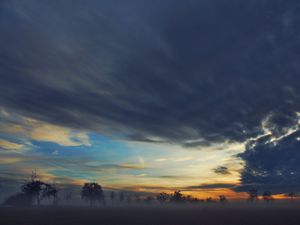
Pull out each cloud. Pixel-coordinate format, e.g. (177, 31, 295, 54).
(0, 139, 23, 150)
(214, 166, 231, 175)
(186, 183, 237, 189)
(117, 163, 147, 170)
(155, 158, 168, 162)
(52, 150, 59, 155)
(24, 119, 91, 147)
(0, 0, 299, 149)
(173, 156, 194, 162)
(237, 119, 300, 194)
(0, 113, 91, 147)
(159, 175, 189, 180)
(0, 157, 21, 164)
(154, 156, 194, 163)
(1, 0, 300, 196)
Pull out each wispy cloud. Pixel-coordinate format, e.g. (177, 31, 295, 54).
(0, 139, 23, 150)
(0, 112, 91, 147)
(186, 183, 237, 190)
(213, 166, 231, 175)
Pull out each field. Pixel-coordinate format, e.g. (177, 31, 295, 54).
(1, 204, 300, 225)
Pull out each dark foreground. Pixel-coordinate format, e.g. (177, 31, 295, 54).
(1, 204, 300, 225)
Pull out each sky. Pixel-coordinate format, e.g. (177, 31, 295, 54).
(0, 0, 300, 200)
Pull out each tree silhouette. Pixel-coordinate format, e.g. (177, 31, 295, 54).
(110, 191, 115, 204)
(42, 184, 59, 205)
(156, 192, 170, 203)
(19, 172, 59, 206)
(186, 196, 201, 203)
(119, 192, 125, 204)
(81, 182, 104, 206)
(262, 191, 273, 203)
(286, 192, 295, 202)
(170, 191, 185, 203)
(219, 195, 228, 203)
(247, 188, 258, 202)
(21, 172, 47, 206)
(206, 197, 215, 203)
(64, 189, 73, 201)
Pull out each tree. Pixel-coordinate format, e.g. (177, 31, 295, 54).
(81, 182, 104, 206)
(20, 172, 59, 206)
(219, 195, 228, 203)
(186, 196, 201, 203)
(21, 172, 47, 206)
(170, 191, 185, 203)
(119, 192, 125, 204)
(262, 191, 273, 203)
(64, 189, 73, 201)
(206, 197, 215, 203)
(156, 192, 170, 203)
(247, 188, 258, 202)
(110, 191, 115, 204)
(286, 192, 295, 202)
(42, 184, 59, 205)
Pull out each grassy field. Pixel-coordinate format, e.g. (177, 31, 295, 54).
(1, 204, 300, 225)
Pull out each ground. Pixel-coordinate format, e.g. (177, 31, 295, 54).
(1, 204, 300, 225)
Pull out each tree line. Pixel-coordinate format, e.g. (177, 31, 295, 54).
(2, 173, 297, 206)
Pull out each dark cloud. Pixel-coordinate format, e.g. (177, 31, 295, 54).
(158, 175, 190, 180)
(1, 0, 300, 148)
(214, 166, 231, 175)
(186, 183, 236, 189)
(182, 140, 213, 148)
(237, 129, 300, 194)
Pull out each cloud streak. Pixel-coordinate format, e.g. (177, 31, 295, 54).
(0, 111, 91, 147)
(0, 139, 23, 150)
